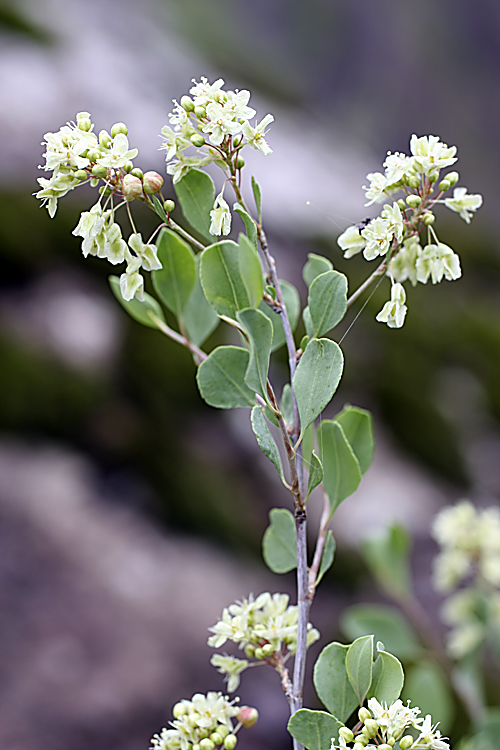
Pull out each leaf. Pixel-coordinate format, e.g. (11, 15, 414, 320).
(303, 305, 314, 338)
(345, 635, 374, 705)
(302, 422, 315, 468)
(306, 451, 324, 499)
(251, 406, 285, 484)
(316, 531, 336, 585)
(403, 661, 454, 733)
(200, 240, 250, 318)
(293, 339, 344, 438)
(181, 255, 219, 346)
(237, 308, 273, 398)
(368, 645, 404, 704)
(238, 233, 263, 308)
(259, 280, 301, 352)
(334, 405, 374, 474)
(287, 709, 343, 750)
(317, 420, 362, 513)
(281, 383, 294, 425)
(308, 271, 348, 338)
(262, 508, 297, 574)
(152, 229, 197, 318)
(303, 253, 334, 287)
(362, 523, 412, 600)
(468, 709, 500, 750)
(152, 194, 168, 222)
(234, 203, 258, 248)
(340, 604, 420, 661)
(196, 346, 255, 409)
(109, 275, 165, 329)
(174, 168, 215, 241)
(313, 642, 359, 722)
(251, 175, 262, 222)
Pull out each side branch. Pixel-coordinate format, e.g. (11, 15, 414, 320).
(346, 260, 387, 309)
(150, 314, 207, 364)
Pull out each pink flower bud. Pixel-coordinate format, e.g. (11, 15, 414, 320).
(237, 707, 258, 728)
(143, 171, 164, 194)
(122, 174, 143, 201)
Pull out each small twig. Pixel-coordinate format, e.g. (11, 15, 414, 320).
(308, 491, 331, 592)
(346, 261, 387, 309)
(167, 218, 207, 252)
(149, 314, 207, 365)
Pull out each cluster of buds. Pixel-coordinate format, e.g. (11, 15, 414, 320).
(208, 592, 320, 691)
(432, 501, 500, 658)
(160, 76, 274, 236)
(338, 135, 483, 328)
(332, 699, 449, 750)
(150, 692, 257, 750)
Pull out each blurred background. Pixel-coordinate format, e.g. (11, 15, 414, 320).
(1, 0, 499, 748)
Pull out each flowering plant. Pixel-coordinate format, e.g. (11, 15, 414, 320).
(36, 77, 487, 750)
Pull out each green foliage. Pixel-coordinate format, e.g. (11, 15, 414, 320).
(313, 642, 358, 722)
(345, 635, 374, 704)
(334, 405, 374, 474)
(200, 240, 250, 318)
(237, 233, 264, 308)
(306, 451, 324, 499)
(287, 709, 343, 750)
(181, 255, 220, 346)
(316, 531, 336, 585)
(367, 643, 404, 704)
(174, 168, 215, 241)
(402, 661, 454, 733)
(280, 383, 294, 424)
(464, 710, 500, 750)
(251, 175, 262, 222)
(259, 280, 301, 351)
(340, 604, 420, 661)
(262, 508, 297, 573)
(362, 523, 412, 600)
(237, 308, 273, 398)
(196, 346, 255, 408)
(109, 275, 165, 329)
(293, 339, 344, 438)
(317, 420, 362, 513)
(152, 229, 197, 318)
(250, 406, 285, 483)
(308, 271, 348, 338)
(303, 253, 334, 288)
(234, 203, 258, 249)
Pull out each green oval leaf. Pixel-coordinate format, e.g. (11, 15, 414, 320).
(200, 240, 250, 318)
(403, 661, 454, 733)
(308, 271, 348, 338)
(234, 203, 258, 249)
(362, 523, 412, 600)
(238, 233, 263, 307)
(316, 530, 336, 586)
(237, 308, 273, 398)
(306, 451, 324, 499)
(251, 175, 262, 222)
(293, 339, 344, 438)
(196, 346, 255, 409)
(174, 168, 215, 241)
(152, 229, 197, 318)
(181, 254, 219, 346)
(346, 635, 374, 704)
(334, 405, 374, 474)
(340, 604, 420, 661)
(313, 642, 358, 722)
(251, 406, 285, 484)
(287, 709, 343, 750)
(109, 275, 165, 329)
(317, 420, 362, 513)
(303, 253, 334, 288)
(262, 508, 297, 574)
(259, 280, 301, 352)
(368, 646, 404, 704)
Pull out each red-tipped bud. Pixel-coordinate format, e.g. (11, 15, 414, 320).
(237, 707, 258, 729)
(143, 171, 164, 194)
(122, 174, 143, 201)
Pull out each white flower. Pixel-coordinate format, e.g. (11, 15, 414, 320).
(242, 114, 274, 155)
(376, 282, 407, 328)
(444, 186, 483, 224)
(337, 224, 367, 258)
(381, 202, 404, 243)
(210, 654, 249, 692)
(97, 133, 138, 169)
(209, 191, 232, 236)
(383, 151, 415, 185)
(189, 76, 225, 107)
(389, 236, 422, 287)
(416, 243, 461, 284)
(203, 101, 243, 146)
(223, 89, 256, 121)
(367, 697, 422, 740)
(410, 134, 457, 175)
(120, 256, 144, 301)
(361, 217, 393, 260)
(73, 203, 106, 241)
(363, 172, 388, 206)
(128, 233, 162, 271)
(35, 170, 79, 217)
(412, 714, 449, 749)
(168, 100, 190, 129)
(160, 125, 192, 162)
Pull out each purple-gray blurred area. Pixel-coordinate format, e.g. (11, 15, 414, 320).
(0, 1, 499, 749)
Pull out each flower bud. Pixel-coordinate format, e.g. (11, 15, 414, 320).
(194, 106, 207, 119)
(99, 185, 112, 196)
(190, 133, 205, 148)
(254, 647, 264, 660)
(387, 739, 395, 747)
(363, 719, 379, 737)
(445, 171, 459, 186)
(428, 171, 439, 183)
(399, 737, 413, 750)
(173, 702, 187, 718)
(438, 179, 450, 192)
(87, 149, 101, 163)
(75, 170, 88, 181)
(236, 156, 245, 170)
(406, 195, 421, 208)
(210, 733, 223, 745)
(130, 168, 143, 179)
(223, 735, 237, 750)
(353, 743, 367, 750)
(358, 708, 371, 723)
(407, 176, 421, 189)
(99, 130, 112, 148)
(188, 714, 200, 728)
(397, 199, 406, 210)
(378, 745, 392, 750)
(92, 164, 108, 179)
(111, 122, 128, 137)
(422, 211, 435, 225)
(181, 95, 195, 112)
(122, 174, 143, 201)
(261, 644, 274, 657)
(237, 707, 258, 728)
(198, 728, 210, 739)
(213, 91, 224, 103)
(163, 199, 175, 214)
(200, 740, 215, 750)
(192, 745, 200, 750)
(143, 171, 164, 194)
(216, 726, 230, 740)
(76, 111, 90, 121)
(339, 728, 354, 743)
(77, 118, 92, 132)
(124, 161, 134, 173)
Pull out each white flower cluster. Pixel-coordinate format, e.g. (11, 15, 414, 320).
(160, 77, 274, 236)
(432, 500, 500, 658)
(337, 135, 482, 329)
(36, 112, 139, 217)
(332, 698, 449, 750)
(150, 692, 243, 750)
(208, 592, 320, 691)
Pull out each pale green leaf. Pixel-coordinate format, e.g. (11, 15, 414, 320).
(403, 661, 454, 733)
(251, 175, 262, 222)
(259, 280, 301, 351)
(334, 405, 374, 474)
(316, 531, 336, 585)
(262, 508, 297, 574)
(152, 229, 196, 318)
(109, 275, 165, 329)
(234, 203, 258, 248)
(287, 709, 343, 750)
(368, 646, 404, 704)
(281, 383, 294, 425)
(174, 168, 215, 241)
(313, 642, 358, 722)
(251, 406, 285, 483)
(196, 346, 255, 409)
(362, 523, 412, 600)
(303, 253, 334, 287)
(317, 420, 362, 513)
(303, 305, 314, 338)
(200, 240, 250, 318)
(340, 604, 420, 661)
(152, 194, 168, 222)
(306, 451, 324, 499)
(293, 339, 344, 437)
(181, 255, 219, 346)
(308, 271, 348, 338)
(237, 308, 273, 398)
(346, 635, 374, 704)
(238, 233, 263, 308)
